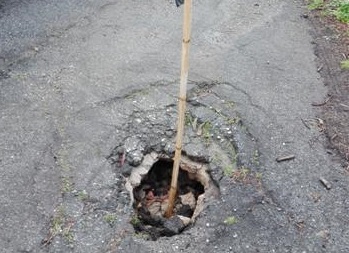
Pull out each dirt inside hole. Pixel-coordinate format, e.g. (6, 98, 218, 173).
(131, 158, 205, 240)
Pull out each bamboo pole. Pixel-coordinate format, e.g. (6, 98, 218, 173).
(165, 0, 192, 218)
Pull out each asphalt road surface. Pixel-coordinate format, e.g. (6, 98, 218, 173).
(1, 0, 349, 252)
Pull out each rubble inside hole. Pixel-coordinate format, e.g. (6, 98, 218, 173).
(128, 154, 217, 240)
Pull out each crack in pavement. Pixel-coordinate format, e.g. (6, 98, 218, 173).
(188, 80, 268, 117)
(74, 80, 177, 116)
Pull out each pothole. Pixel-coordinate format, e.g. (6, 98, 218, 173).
(125, 152, 219, 240)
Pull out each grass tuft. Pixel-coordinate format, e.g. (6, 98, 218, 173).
(308, 0, 325, 10)
(308, 0, 349, 23)
(333, 1, 349, 23)
(223, 165, 235, 177)
(224, 216, 238, 225)
(340, 59, 349, 69)
(104, 213, 118, 226)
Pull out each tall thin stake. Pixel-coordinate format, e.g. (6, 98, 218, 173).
(165, 0, 192, 218)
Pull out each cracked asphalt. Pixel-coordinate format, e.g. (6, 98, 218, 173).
(1, 0, 349, 252)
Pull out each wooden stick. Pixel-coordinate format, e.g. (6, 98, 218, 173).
(276, 155, 295, 162)
(165, 0, 192, 218)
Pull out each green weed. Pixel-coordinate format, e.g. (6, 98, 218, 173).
(308, 0, 324, 10)
(104, 213, 117, 226)
(125, 88, 150, 99)
(340, 59, 349, 69)
(62, 226, 74, 243)
(256, 172, 263, 181)
(134, 232, 151, 240)
(333, 1, 349, 23)
(130, 215, 141, 226)
(62, 176, 73, 193)
(77, 190, 89, 201)
(227, 117, 241, 125)
(185, 112, 193, 126)
(224, 216, 238, 225)
(49, 205, 74, 243)
(223, 100, 235, 108)
(197, 121, 213, 146)
(252, 150, 260, 166)
(202, 121, 212, 139)
(232, 167, 249, 181)
(310, 0, 349, 23)
(52, 209, 64, 235)
(223, 165, 235, 177)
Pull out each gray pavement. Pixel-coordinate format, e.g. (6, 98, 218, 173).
(1, 0, 349, 252)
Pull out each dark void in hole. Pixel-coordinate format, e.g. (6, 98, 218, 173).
(132, 159, 205, 240)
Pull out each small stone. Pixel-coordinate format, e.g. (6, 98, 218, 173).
(177, 215, 191, 226)
(179, 191, 196, 209)
(128, 150, 143, 167)
(163, 216, 185, 235)
(160, 199, 169, 216)
(148, 202, 162, 217)
(124, 137, 140, 153)
(121, 164, 133, 177)
(319, 177, 331, 190)
(165, 142, 175, 155)
(176, 203, 193, 217)
(316, 230, 330, 239)
(165, 130, 173, 137)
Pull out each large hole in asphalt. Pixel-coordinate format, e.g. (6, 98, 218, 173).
(127, 154, 218, 240)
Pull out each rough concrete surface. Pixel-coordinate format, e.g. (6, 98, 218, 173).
(1, 0, 348, 252)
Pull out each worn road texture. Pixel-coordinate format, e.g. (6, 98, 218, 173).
(1, 0, 349, 252)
